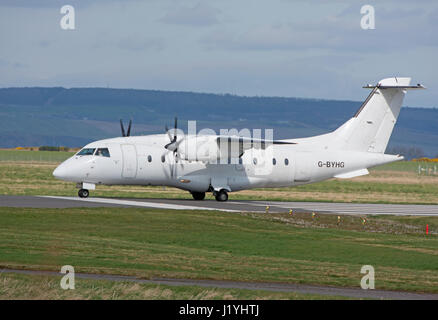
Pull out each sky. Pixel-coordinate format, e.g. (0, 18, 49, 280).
(0, 0, 437, 106)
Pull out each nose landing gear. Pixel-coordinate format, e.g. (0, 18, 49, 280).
(76, 183, 95, 198)
(78, 189, 89, 198)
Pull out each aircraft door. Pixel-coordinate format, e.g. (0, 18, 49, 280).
(294, 153, 312, 183)
(121, 144, 138, 178)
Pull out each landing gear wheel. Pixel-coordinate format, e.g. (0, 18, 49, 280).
(191, 192, 206, 200)
(215, 190, 228, 202)
(78, 189, 89, 198)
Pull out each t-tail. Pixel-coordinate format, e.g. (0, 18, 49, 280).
(333, 77, 425, 154)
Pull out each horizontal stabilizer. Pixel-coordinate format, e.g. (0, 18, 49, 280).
(363, 77, 425, 90)
(363, 84, 425, 90)
(334, 169, 369, 179)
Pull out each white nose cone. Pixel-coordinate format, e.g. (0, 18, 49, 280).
(53, 164, 67, 180)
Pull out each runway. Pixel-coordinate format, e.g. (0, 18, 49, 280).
(1, 268, 437, 300)
(1, 195, 438, 216)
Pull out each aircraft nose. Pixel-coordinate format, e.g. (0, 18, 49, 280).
(53, 164, 68, 180)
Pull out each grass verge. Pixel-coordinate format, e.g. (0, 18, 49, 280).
(0, 207, 437, 293)
(0, 272, 348, 300)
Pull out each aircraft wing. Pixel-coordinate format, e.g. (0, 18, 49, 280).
(177, 135, 297, 162)
(215, 135, 296, 157)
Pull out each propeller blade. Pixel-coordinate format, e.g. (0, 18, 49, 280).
(120, 119, 126, 137)
(173, 159, 176, 178)
(165, 135, 184, 152)
(163, 117, 183, 179)
(173, 117, 177, 141)
(126, 119, 132, 137)
(164, 117, 179, 150)
(161, 150, 173, 179)
(164, 141, 176, 151)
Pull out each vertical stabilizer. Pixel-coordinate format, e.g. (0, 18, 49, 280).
(334, 77, 424, 153)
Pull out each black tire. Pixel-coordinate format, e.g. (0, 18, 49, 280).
(215, 190, 228, 202)
(78, 189, 89, 198)
(191, 192, 206, 200)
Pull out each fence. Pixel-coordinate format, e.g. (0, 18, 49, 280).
(0, 150, 74, 163)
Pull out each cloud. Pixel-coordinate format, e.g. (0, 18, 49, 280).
(117, 37, 164, 51)
(201, 23, 338, 51)
(90, 33, 165, 52)
(0, 0, 437, 106)
(0, 58, 27, 69)
(0, 0, 62, 7)
(427, 8, 438, 27)
(0, 0, 139, 8)
(38, 40, 51, 48)
(160, 3, 220, 26)
(200, 4, 438, 52)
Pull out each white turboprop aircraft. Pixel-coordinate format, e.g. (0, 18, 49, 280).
(53, 77, 424, 201)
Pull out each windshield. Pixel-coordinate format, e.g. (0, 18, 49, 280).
(77, 148, 95, 156)
(95, 148, 110, 157)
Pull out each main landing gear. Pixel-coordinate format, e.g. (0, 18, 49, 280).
(190, 190, 229, 201)
(191, 192, 206, 200)
(214, 189, 228, 202)
(78, 189, 89, 198)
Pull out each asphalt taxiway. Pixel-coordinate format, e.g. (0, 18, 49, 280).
(1, 195, 438, 216)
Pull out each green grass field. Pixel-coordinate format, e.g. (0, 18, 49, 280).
(0, 272, 348, 300)
(0, 207, 437, 296)
(0, 150, 74, 162)
(372, 161, 427, 172)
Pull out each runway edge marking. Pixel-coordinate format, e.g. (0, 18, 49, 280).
(39, 196, 242, 213)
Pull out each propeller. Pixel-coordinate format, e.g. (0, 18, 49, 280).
(163, 117, 184, 178)
(164, 117, 179, 151)
(120, 119, 132, 137)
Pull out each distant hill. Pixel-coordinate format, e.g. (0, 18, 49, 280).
(0, 87, 437, 157)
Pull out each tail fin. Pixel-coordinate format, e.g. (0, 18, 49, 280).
(335, 77, 425, 153)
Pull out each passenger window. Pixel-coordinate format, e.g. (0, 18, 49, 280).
(77, 148, 96, 156)
(285, 158, 289, 166)
(147, 155, 152, 163)
(95, 148, 110, 157)
(273, 158, 276, 165)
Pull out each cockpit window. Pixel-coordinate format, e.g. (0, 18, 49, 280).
(96, 148, 110, 157)
(77, 148, 96, 156)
